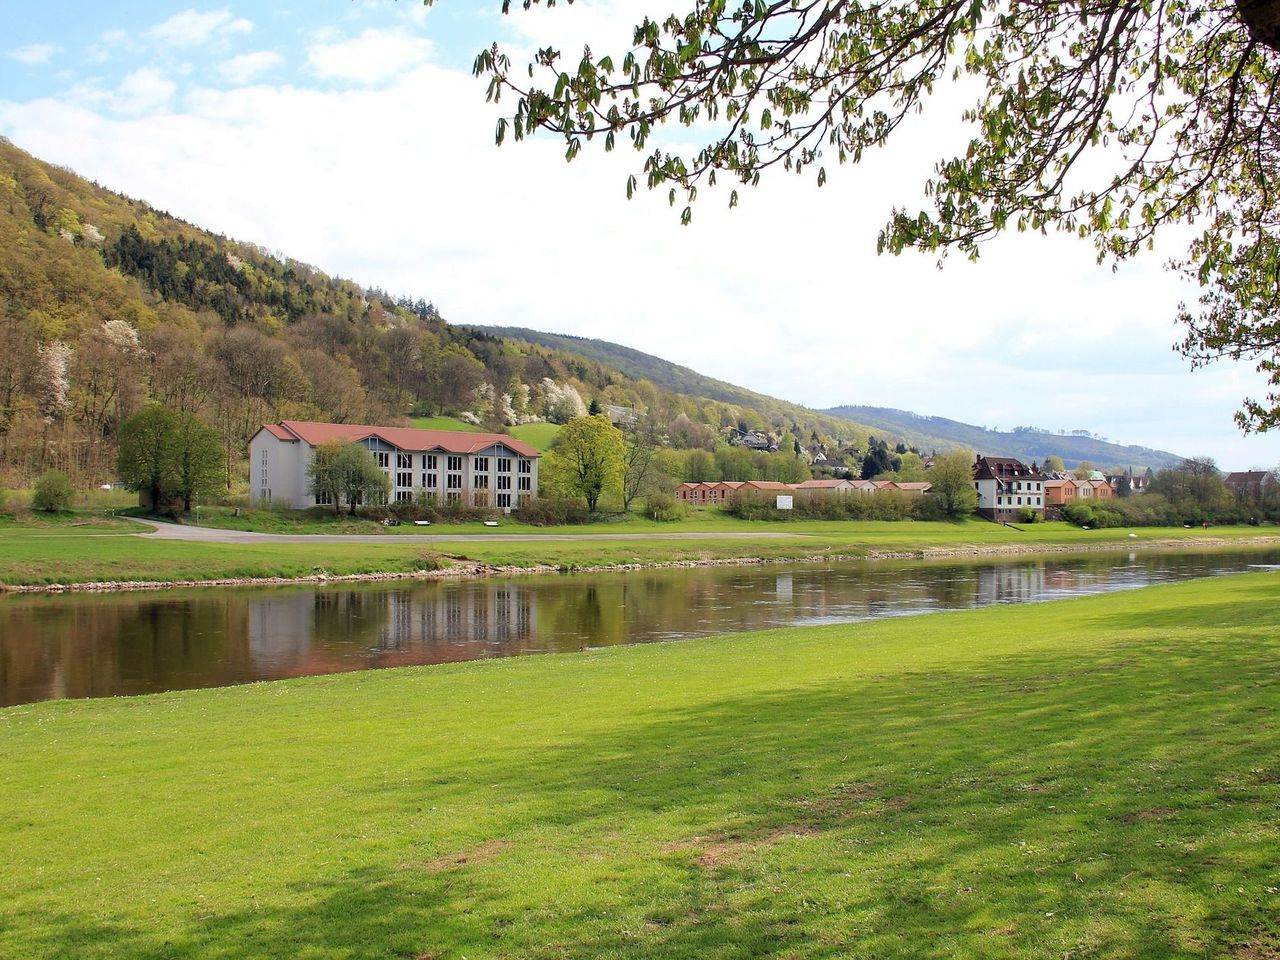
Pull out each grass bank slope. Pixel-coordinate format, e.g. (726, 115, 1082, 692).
(2, 574, 1277, 958)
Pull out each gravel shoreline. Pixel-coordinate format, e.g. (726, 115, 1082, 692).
(5, 534, 1278, 594)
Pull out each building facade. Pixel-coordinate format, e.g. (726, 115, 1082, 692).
(250, 420, 540, 511)
(972, 455, 1045, 521)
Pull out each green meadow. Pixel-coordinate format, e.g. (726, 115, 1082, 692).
(1, 573, 1277, 958)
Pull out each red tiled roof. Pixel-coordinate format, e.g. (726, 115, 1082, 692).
(893, 482, 932, 491)
(795, 478, 851, 489)
(273, 420, 540, 457)
(263, 423, 297, 441)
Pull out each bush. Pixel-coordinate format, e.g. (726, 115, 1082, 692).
(514, 493, 590, 526)
(1062, 503, 1095, 527)
(31, 470, 74, 513)
(1017, 506, 1040, 524)
(643, 491, 686, 522)
(384, 493, 496, 524)
(410, 550, 446, 572)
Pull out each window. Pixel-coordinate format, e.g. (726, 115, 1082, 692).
(474, 474, 490, 490)
(447, 473, 462, 489)
(398, 453, 412, 469)
(422, 473, 437, 489)
(518, 476, 531, 492)
(315, 490, 333, 506)
(261, 449, 268, 466)
(497, 457, 512, 473)
(497, 475, 512, 490)
(497, 493, 512, 508)
(447, 456, 463, 472)
(446, 491, 461, 502)
(518, 459, 531, 474)
(397, 472, 412, 488)
(376, 451, 390, 468)
(395, 490, 412, 502)
(474, 457, 489, 472)
(426, 455, 438, 470)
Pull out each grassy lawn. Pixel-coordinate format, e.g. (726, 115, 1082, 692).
(408, 415, 487, 432)
(0, 512, 1277, 585)
(509, 421, 562, 451)
(1, 573, 1277, 958)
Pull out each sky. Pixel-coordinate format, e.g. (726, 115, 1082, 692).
(2, 0, 1278, 468)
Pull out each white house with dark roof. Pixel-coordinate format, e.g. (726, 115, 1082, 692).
(250, 420, 540, 511)
(972, 455, 1045, 521)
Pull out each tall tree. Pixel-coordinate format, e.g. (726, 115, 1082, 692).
(545, 414, 626, 512)
(465, 0, 1280, 428)
(929, 450, 980, 519)
(170, 412, 224, 512)
(117, 406, 179, 510)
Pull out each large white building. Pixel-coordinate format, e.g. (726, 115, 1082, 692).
(249, 420, 541, 511)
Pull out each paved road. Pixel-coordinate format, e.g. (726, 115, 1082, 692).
(126, 517, 810, 544)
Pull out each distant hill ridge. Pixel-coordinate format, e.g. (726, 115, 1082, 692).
(824, 406, 1183, 471)
(470, 328, 1183, 470)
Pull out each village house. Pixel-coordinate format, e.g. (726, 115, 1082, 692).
(1044, 476, 1079, 506)
(1224, 470, 1269, 501)
(972, 455, 1046, 521)
(674, 477, 933, 504)
(250, 420, 540, 511)
(1106, 467, 1153, 495)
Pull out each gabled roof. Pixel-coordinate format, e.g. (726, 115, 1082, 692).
(892, 481, 932, 492)
(795, 478, 852, 489)
(262, 423, 297, 441)
(1225, 470, 1268, 484)
(973, 455, 1045, 481)
(271, 420, 540, 458)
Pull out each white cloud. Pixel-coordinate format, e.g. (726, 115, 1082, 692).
(114, 68, 177, 115)
(305, 27, 433, 85)
(8, 43, 60, 66)
(147, 9, 253, 48)
(2, 20, 1279, 467)
(217, 50, 284, 85)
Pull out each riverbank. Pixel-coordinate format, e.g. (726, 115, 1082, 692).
(2, 514, 1279, 591)
(2, 573, 1277, 958)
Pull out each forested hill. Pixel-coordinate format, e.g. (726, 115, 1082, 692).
(467, 326, 861, 439)
(825, 406, 1184, 471)
(0, 138, 885, 486)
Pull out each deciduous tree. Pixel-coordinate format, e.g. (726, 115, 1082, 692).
(929, 450, 980, 519)
(545, 414, 626, 511)
(464, 0, 1280, 428)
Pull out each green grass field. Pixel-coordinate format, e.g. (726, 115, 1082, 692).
(509, 421, 562, 451)
(1, 573, 1277, 958)
(408, 415, 487, 432)
(0, 513, 1276, 586)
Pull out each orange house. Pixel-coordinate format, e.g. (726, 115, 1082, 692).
(1045, 477, 1078, 505)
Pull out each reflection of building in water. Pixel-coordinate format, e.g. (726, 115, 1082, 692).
(975, 563, 1048, 605)
(384, 587, 535, 649)
(247, 585, 539, 676)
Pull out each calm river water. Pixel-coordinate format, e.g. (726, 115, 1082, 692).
(2, 548, 1277, 707)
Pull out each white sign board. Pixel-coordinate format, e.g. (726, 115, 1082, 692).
(776, 495, 794, 510)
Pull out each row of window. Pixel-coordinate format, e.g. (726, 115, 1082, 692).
(389, 491, 530, 508)
(378, 451, 531, 474)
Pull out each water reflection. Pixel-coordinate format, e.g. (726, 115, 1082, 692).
(2, 549, 1276, 707)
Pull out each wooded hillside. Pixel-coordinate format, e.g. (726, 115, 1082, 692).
(0, 138, 880, 490)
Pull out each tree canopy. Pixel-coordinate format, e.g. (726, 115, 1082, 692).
(545, 413, 626, 511)
(462, 0, 1280, 429)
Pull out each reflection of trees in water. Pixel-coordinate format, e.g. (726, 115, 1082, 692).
(0, 594, 252, 705)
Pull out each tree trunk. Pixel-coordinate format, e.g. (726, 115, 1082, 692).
(1239, 0, 1280, 51)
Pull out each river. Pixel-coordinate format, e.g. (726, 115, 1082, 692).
(2, 548, 1276, 707)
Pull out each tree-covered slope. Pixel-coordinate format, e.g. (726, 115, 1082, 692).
(0, 139, 876, 487)
(825, 406, 1184, 470)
